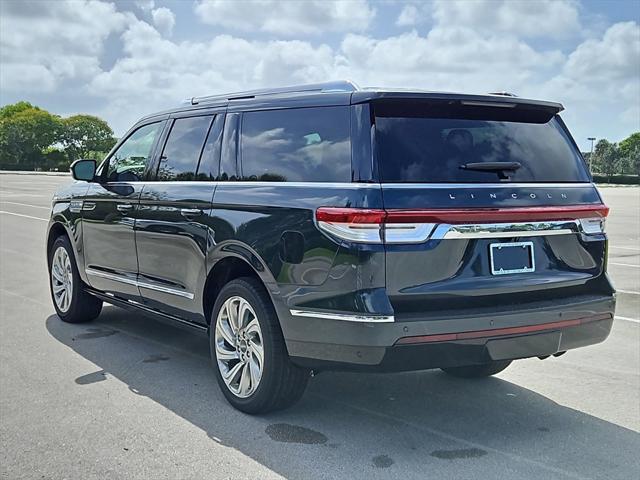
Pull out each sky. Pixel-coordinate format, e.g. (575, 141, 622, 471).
(0, 0, 638, 151)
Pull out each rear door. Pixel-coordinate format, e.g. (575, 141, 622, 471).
(83, 121, 165, 302)
(372, 99, 609, 318)
(135, 111, 224, 324)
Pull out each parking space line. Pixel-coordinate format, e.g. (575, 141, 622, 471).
(0, 211, 48, 222)
(609, 262, 640, 268)
(610, 246, 640, 252)
(617, 289, 640, 295)
(0, 201, 50, 210)
(616, 316, 640, 324)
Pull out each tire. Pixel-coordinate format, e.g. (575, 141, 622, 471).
(209, 277, 309, 414)
(441, 360, 512, 378)
(48, 235, 102, 323)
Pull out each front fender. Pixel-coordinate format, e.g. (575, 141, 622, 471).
(47, 182, 90, 284)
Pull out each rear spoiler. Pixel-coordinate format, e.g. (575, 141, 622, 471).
(351, 91, 564, 114)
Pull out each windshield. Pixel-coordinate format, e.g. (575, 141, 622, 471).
(374, 101, 590, 183)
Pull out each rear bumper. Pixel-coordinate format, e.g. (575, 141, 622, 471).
(285, 295, 615, 371)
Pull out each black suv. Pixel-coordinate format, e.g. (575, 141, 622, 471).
(47, 81, 615, 413)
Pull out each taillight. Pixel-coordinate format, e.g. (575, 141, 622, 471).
(579, 217, 606, 235)
(315, 205, 608, 244)
(315, 208, 435, 244)
(315, 208, 386, 243)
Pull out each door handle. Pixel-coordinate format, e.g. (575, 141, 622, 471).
(180, 208, 203, 219)
(117, 204, 133, 213)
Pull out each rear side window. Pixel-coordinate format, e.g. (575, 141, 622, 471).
(374, 101, 590, 183)
(240, 106, 351, 182)
(157, 115, 213, 181)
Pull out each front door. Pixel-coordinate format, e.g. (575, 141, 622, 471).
(82, 121, 165, 302)
(135, 112, 224, 324)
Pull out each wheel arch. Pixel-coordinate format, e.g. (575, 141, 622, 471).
(203, 256, 263, 325)
(46, 219, 88, 284)
(46, 222, 69, 256)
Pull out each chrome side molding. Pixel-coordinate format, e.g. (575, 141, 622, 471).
(290, 309, 394, 323)
(85, 268, 195, 300)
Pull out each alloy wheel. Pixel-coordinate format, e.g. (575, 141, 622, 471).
(214, 295, 264, 398)
(51, 246, 73, 313)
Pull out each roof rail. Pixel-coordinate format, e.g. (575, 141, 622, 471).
(190, 80, 359, 106)
(489, 91, 518, 97)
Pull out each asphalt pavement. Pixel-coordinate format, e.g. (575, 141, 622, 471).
(1, 173, 638, 480)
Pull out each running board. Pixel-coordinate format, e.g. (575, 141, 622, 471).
(86, 288, 208, 334)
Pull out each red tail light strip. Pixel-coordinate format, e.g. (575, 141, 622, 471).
(395, 313, 612, 345)
(316, 205, 608, 225)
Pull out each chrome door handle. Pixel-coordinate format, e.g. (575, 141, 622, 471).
(180, 208, 203, 219)
(117, 204, 133, 213)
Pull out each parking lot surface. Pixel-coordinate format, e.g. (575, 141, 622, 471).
(1, 173, 638, 480)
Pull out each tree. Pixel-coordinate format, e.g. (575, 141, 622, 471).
(61, 115, 117, 162)
(619, 132, 640, 176)
(0, 102, 62, 169)
(591, 139, 621, 182)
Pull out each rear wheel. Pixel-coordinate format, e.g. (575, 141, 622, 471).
(48, 235, 102, 323)
(210, 277, 309, 414)
(441, 360, 512, 378)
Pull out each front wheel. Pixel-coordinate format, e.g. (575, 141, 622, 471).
(48, 235, 102, 323)
(441, 360, 512, 378)
(210, 277, 309, 414)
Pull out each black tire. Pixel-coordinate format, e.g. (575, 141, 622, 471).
(441, 360, 512, 378)
(48, 235, 102, 323)
(209, 277, 309, 414)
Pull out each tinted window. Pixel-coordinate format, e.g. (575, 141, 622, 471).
(375, 101, 590, 183)
(106, 122, 162, 182)
(157, 116, 213, 181)
(196, 114, 224, 181)
(240, 107, 351, 182)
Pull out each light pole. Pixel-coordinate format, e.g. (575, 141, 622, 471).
(588, 137, 596, 171)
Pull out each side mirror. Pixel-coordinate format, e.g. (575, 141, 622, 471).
(70, 159, 97, 182)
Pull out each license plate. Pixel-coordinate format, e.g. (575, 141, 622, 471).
(489, 241, 535, 275)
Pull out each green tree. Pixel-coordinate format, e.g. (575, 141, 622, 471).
(61, 114, 117, 162)
(0, 102, 62, 169)
(591, 139, 621, 182)
(619, 132, 640, 176)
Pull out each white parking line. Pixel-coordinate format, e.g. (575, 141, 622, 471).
(616, 316, 640, 324)
(610, 246, 640, 252)
(0, 211, 48, 222)
(0, 201, 50, 210)
(617, 289, 640, 295)
(609, 262, 640, 268)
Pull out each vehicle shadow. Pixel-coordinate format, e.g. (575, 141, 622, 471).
(46, 307, 639, 480)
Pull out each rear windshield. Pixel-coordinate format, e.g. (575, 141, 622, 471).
(374, 101, 590, 183)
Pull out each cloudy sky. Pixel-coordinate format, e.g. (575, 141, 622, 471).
(1, 0, 638, 150)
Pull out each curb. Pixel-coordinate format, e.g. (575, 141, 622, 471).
(0, 170, 70, 177)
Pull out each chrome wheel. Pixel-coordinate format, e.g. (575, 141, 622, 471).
(214, 295, 264, 398)
(51, 246, 73, 313)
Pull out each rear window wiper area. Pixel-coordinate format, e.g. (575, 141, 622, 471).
(460, 162, 521, 180)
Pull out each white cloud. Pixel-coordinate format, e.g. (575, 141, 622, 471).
(336, 29, 564, 91)
(193, 0, 376, 35)
(563, 21, 640, 82)
(395, 2, 433, 27)
(151, 7, 175, 36)
(1, 0, 637, 146)
(396, 4, 419, 27)
(432, 0, 581, 38)
(134, 0, 155, 12)
(536, 22, 640, 143)
(0, 0, 131, 91)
